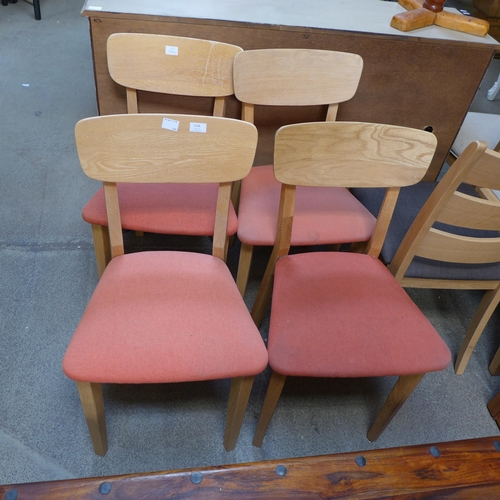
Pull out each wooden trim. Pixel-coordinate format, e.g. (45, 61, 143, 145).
(4, 437, 500, 498)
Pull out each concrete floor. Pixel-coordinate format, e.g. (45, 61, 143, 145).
(2, 0, 500, 487)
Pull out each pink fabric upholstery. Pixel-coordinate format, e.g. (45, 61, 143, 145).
(269, 252, 451, 378)
(63, 251, 268, 384)
(82, 183, 238, 236)
(237, 165, 376, 246)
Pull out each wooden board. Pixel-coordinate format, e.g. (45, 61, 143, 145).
(2, 436, 500, 498)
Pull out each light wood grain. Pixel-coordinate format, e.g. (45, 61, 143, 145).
(107, 33, 242, 97)
(367, 374, 425, 442)
(273, 122, 437, 188)
(233, 49, 363, 106)
(437, 191, 500, 230)
(76, 382, 107, 457)
(75, 114, 257, 183)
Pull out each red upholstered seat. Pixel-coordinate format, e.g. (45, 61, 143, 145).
(237, 165, 375, 246)
(82, 183, 238, 236)
(63, 251, 267, 384)
(269, 252, 451, 378)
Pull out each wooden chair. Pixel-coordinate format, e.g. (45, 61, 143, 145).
(252, 121, 451, 446)
(233, 49, 372, 297)
(352, 141, 500, 375)
(63, 114, 268, 456)
(82, 33, 243, 277)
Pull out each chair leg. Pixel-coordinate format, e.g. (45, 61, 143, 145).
(487, 391, 500, 428)
(91, 224, 111, 279)
(367, 373, 425, 442)
(253, 371, 287, 447)
(223, 376, 255, 452)
(489, 348, 500, 375)
(455, 287, 500, 375)
(236, 243, 254, 297)
(76, 381, 108, 456)
(33, 0, 40, 19)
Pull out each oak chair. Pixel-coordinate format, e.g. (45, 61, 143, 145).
(252, 121, 451, 446)
(352, 141, 500, 375)
(232, 49, 374, 297)
(63, 114, 268, 456)
(82, 33, 243, 277)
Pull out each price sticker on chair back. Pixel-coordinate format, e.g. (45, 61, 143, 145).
(162, 118, 179, 131)
(190, 122, 207, 133)
(165, 46, 179, 56)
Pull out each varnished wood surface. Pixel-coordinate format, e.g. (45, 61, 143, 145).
(3, 436, 500, 498)
(81, 4, 497, 181)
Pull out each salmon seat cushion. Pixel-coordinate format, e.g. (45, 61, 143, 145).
(82, 183, 238, 236)
(237, 165, 375, 246)
(268, 252, 451, 378)
(63, 251, 268, 384)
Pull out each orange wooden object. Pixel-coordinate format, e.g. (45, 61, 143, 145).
(2, 437, 500, 499)
(391, 0, 490, 35)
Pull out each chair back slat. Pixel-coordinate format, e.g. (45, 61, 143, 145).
(436, 191, 500, 231)
(274, 122, 437, 188)
(464, 148, 500, 189)
(415, 229, 500, 264)
(233, 49, 363, 107)
(389, 140, 494, 281)
(107, 33, 242, 98)
(75, 114, 257, 184)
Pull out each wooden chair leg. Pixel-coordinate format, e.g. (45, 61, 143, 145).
(236, 243, 254, 297)
(91, 224, 111, 279)
(76, 381, 108, 456)
(253, 371, 287, 447)
(487, 391, 500, 428)
(455, 287, 500, 375)
(367, 373, 425, 442)
(489, 348, 500, 375)
(223, 376, 255, 452)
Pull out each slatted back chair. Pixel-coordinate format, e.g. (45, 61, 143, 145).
(386, 141, 500, 375)
(63, 114, 267, 456)
(82, 33, 243, 277)
(252, 121, 450, 446)
(232, 49, 371, 298)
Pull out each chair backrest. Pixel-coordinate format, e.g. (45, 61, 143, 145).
(107, 33, 243, 115)
(233, 49, 363, 122)
(272, 121, 437, 259)
(75, 114, 258, 260)
(389, 140, 500, 280)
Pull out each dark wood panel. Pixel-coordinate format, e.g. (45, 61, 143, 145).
(86, 14, 496, 180)
(2, 437, 500, 498)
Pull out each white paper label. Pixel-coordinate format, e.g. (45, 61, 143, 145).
(190, 122, 207, 133)
(162, 118, 179, 131)
(87, 5, 103, 10)
(165, 46, 179, 56)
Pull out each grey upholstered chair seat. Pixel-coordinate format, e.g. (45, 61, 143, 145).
(351, 183, 500, 281)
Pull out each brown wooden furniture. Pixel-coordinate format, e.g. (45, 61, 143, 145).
(81, 0, 498, 182)
(3, 436, 500, 498)
(233, 48, 371, 297)
(250, 121, 450, 446)
(80, 33, 243, 277)
(62, 114, 267, 455)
